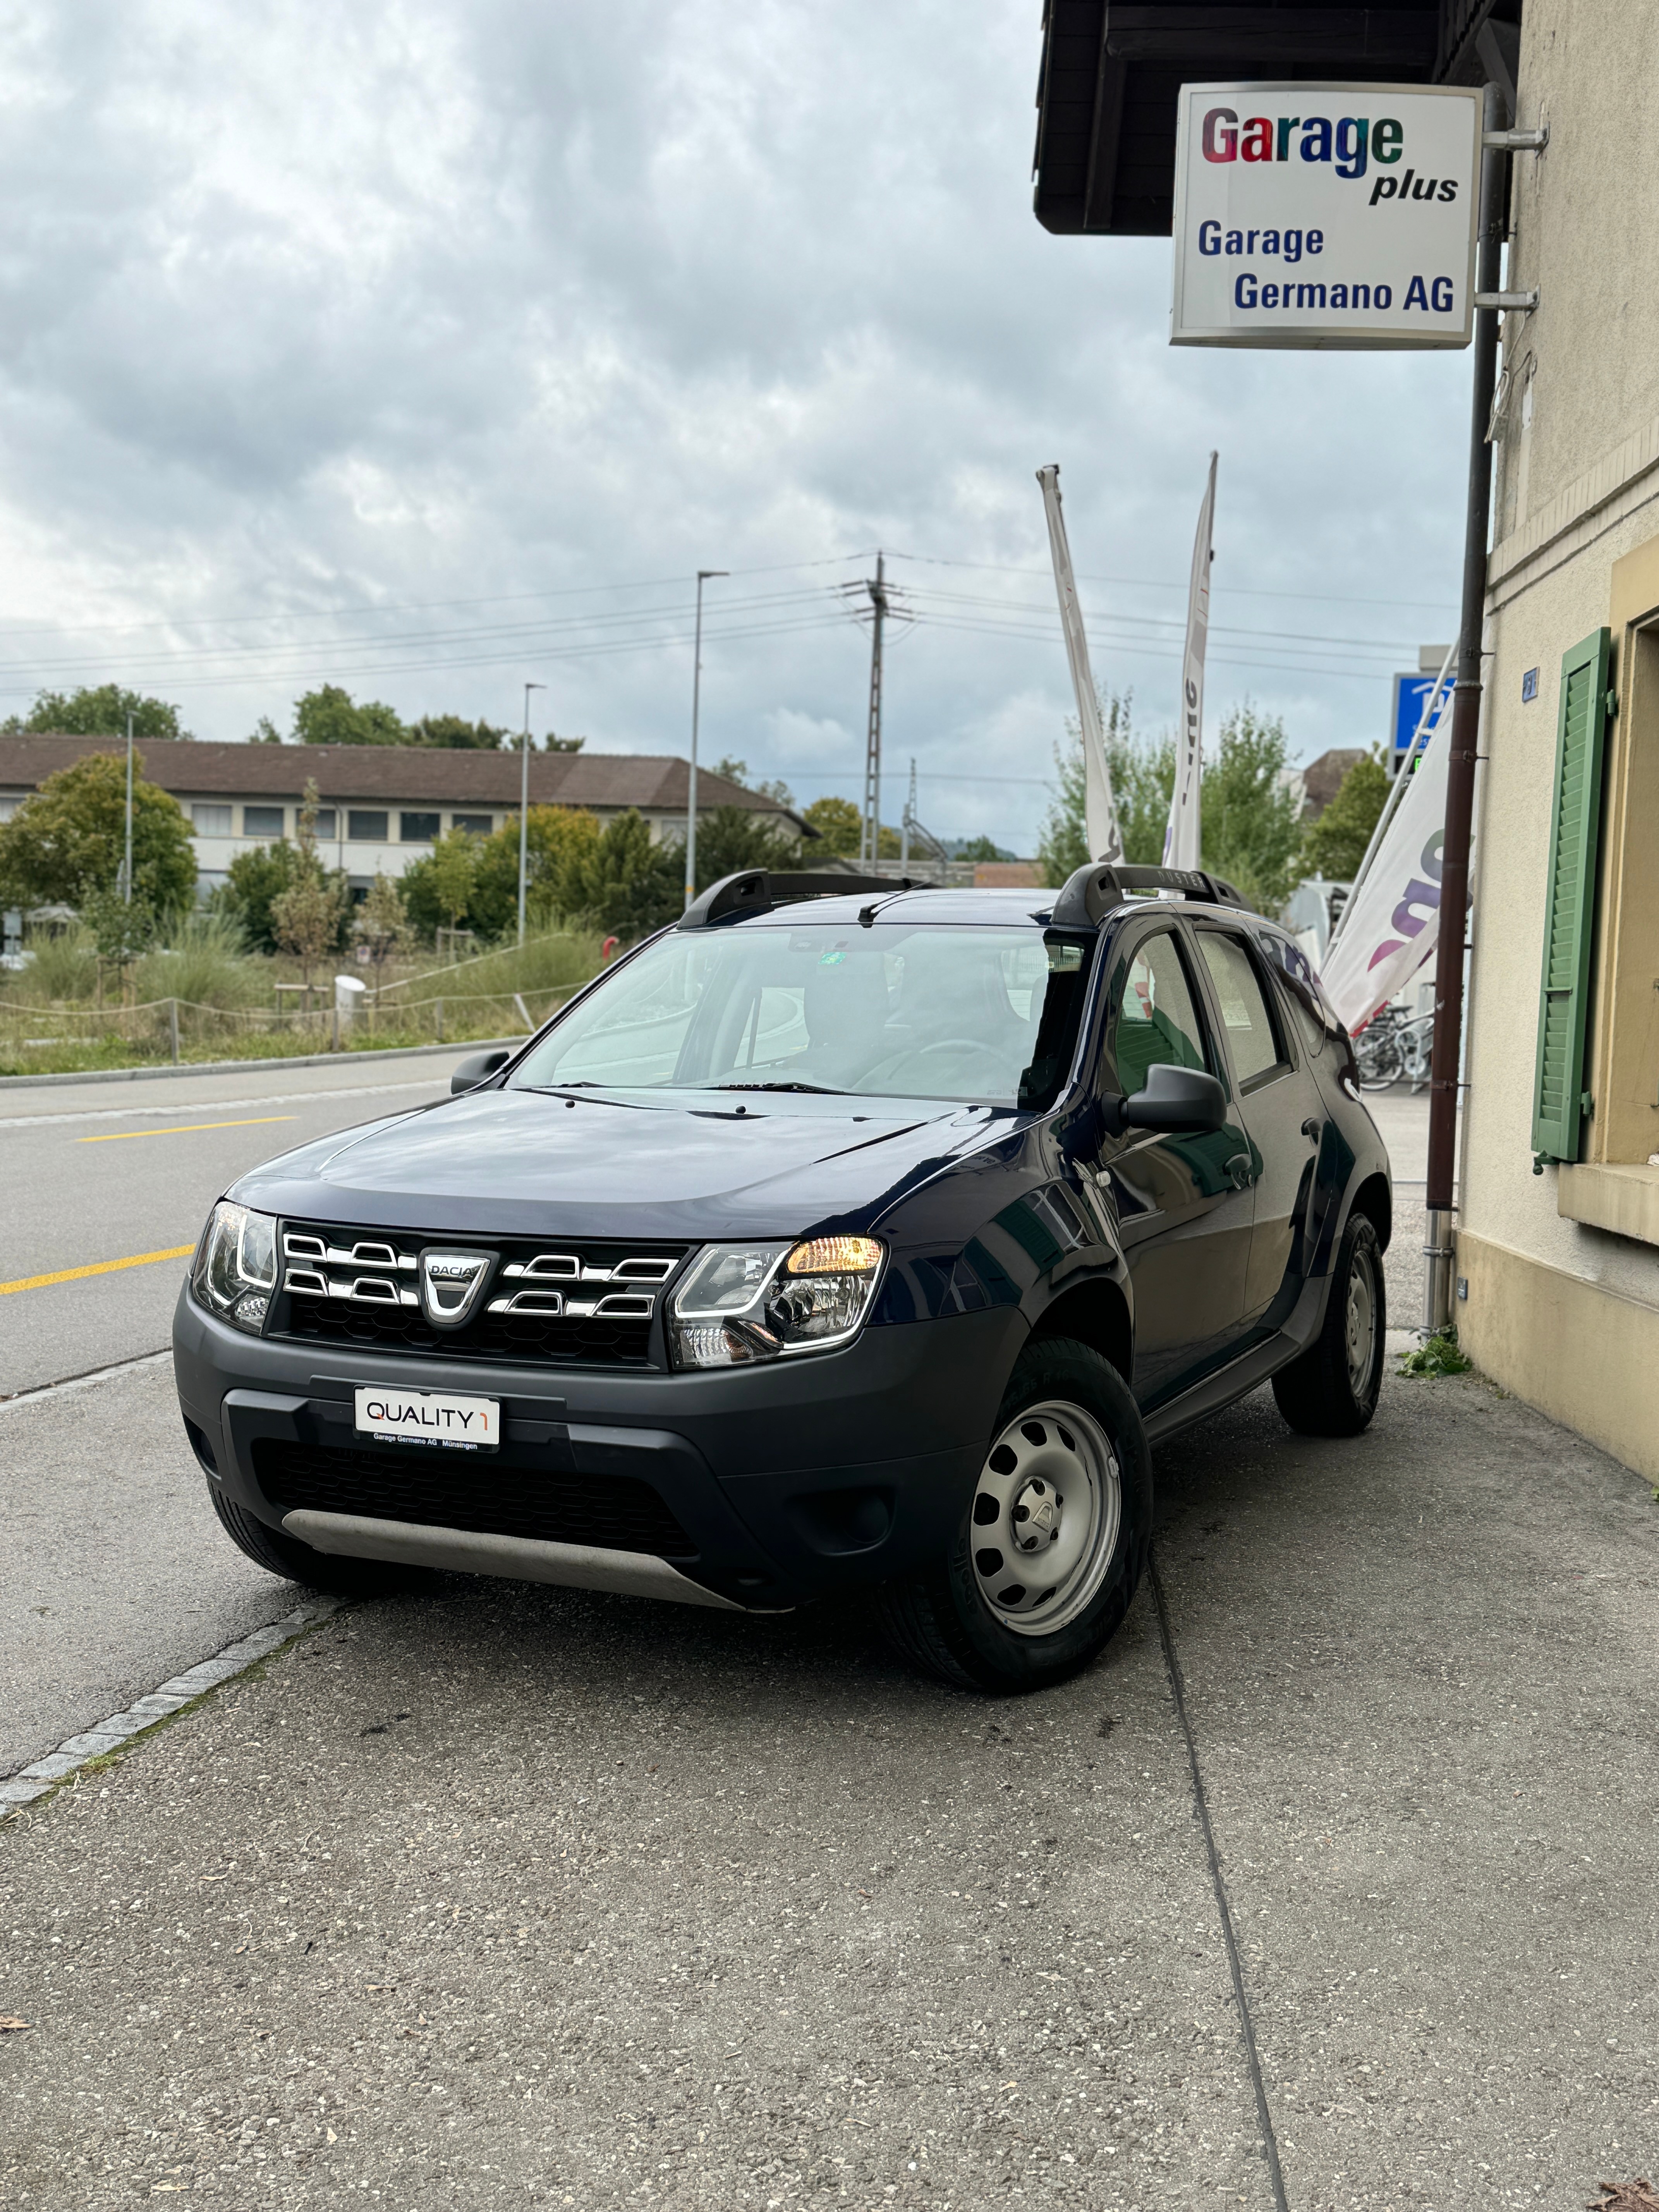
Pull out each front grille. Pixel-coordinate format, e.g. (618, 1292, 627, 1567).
(254, 1439, 696, 1558)
(270, 1223, 688, 1369)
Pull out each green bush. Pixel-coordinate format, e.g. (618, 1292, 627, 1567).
(213, 839, 351, 956)
(134, 914, 268, 1013)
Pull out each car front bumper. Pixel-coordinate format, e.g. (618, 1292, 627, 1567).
(173, 1287, 1026, 1610)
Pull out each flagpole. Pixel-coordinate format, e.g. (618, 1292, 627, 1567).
(1164, 453, 1216, 871)
(1036, 465, 1123, 864)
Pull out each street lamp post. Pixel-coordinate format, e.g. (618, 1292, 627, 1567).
(518, 681, 546, 946)
(685, 569, 727, 910)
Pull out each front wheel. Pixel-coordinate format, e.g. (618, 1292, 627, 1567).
(877, 1338, 1152, 1693)
(1271, 1211, 1385, 1437)
(206, 1480, 431, 1598)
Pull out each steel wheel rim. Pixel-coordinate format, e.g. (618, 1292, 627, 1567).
(1346, 1245, 1377, 1394)
(969, 1398, 1121, 1638)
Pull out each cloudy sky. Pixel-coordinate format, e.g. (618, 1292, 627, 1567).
(0, 2, 1471, 849)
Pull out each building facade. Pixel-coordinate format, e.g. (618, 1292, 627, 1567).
(0, 737, 807, 897)
(1452, 2, 1659, 1478)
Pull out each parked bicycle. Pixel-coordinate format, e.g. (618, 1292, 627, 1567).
(1355, 1005, 1434, 1091)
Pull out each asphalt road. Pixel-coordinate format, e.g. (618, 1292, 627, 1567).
(0, 1050, 479, 1398)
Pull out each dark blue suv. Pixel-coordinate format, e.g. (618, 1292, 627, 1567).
(174, 862, 1390, 1692)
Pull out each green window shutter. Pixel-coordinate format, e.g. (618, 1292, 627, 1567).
(1531, 626, 1612, 1163)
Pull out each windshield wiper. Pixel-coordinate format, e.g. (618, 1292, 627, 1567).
(709, 1080, 847, 1095)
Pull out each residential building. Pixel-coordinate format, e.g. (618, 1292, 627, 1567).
(0, 736, 807, 896)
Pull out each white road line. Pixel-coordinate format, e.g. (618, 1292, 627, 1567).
(0, 1599, 340, 1811)
(0, 1348, 171, 1411)
(0, 1077, 449, 1132)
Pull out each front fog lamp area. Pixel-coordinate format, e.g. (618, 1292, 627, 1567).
(668, 1237, 883, 1370)
(192, 1201, 277, 1335)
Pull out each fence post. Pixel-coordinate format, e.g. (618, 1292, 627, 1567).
(436, 997, 443, 1044)
(169, 999, 180, 1065)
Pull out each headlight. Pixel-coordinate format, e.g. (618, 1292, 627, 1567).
(668, 1235, 884, 1370)
(192, 1200, 278, 1335)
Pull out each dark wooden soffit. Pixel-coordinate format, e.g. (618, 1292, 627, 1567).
(1032, 0, 1521, 237)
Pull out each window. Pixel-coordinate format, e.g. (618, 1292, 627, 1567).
(313, 809, 337, 839)
(511, 923, 1080, 1107)
(1109, 931, 1209, 1096)
(191, 804, 232, 836)
(452, 813, 492, 836)
(347, 810, 389, 841)
(401, 811, 441, 842)
(1196, 932, 1283, 1087)
(242, 805, 284, 838)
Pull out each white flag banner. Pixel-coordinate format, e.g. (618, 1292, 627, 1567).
(1164, 452, 1216, 870)
(1318, 724, 1452, 1035)
(1037, 464, 1123, 864)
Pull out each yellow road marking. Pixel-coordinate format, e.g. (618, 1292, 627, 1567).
(75, 1116, 298, 1144)
(0, 1245, 197, 1297)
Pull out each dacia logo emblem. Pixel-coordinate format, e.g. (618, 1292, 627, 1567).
(418, 1248, 495, 1329)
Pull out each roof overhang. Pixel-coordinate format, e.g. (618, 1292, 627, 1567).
(1031, 0, 1520, 237)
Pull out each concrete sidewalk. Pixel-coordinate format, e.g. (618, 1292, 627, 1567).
(2, 1366, 1655, 2210)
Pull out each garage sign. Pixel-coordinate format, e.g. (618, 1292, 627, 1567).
(1170, 82, 1481, 350)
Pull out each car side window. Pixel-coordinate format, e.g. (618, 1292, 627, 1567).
(1195, 931, 1285, 1089)
(1109, 930, 1211, 1097)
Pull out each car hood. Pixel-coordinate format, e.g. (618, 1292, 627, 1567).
(231, 1084, 1008, 1241)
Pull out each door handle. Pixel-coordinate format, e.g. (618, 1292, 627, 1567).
(1224, 1152, 1254, 1190)
(1302, 1117, 1322, 1142)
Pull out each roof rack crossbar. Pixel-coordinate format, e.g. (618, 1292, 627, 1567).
(678, 869, 931, 930)
(1049, 862, 1249, 929)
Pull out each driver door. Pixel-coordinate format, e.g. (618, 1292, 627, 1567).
(1086, 921, 1257, 1410)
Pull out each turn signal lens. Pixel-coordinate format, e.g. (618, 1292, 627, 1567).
(785, 1235, 882, 1275)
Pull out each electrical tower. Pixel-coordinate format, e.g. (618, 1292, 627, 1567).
(859, 553, 887, 867)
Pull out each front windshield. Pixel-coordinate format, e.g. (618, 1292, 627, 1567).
(511, 923, 1091, 1108)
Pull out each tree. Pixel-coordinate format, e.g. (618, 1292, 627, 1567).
(401, 827, 481, 943)
(1201, 705, 1304, 914)
(465, 805, 603, 938)
(354, 871, 409, 978)
(406, 714, 510, 751)
(564, 810, 684, 939)
(2, 685, 191, 741)
(713, 757, 795, 807)
(1037, 690, 1170, 883)
(954, 835, 1014, 863)
(1300, 749, 1391, 881)
(802, 795, 861, 855)
(292, 685, 408, 747)
(249, 716, 284, 744)
(270, 781, 348, 988)
(0, 749, 198, 913)
(688, 805, 809, 889)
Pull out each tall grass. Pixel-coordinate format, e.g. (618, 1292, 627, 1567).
(381, 929, 603, 1001)
(134, 913, 269, 1012)
(8, 923, 99, 1002)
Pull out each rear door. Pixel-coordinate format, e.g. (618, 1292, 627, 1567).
(1187, 922, 1325, 1329)
(1089, 919, 1258, 1408)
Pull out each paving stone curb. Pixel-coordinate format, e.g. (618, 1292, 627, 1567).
(0, 1599, 339, 1816)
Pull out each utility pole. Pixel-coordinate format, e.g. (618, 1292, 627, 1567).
(122, 712, 134, 905)
(859, 552, 888, 868)
(685, 569, 726, 910)
(517, 680, 545, 946)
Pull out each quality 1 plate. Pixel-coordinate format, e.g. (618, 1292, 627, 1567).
(354, 1385, 500, 1451)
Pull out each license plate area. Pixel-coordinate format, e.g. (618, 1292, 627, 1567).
(353, 1385, 500, 1452)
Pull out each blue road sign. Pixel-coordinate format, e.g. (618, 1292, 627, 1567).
(1391, 672, 1451, 765)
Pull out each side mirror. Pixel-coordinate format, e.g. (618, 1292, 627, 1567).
(1116, 1062, 1227, 1135)
(450, 1048, 512, 1096)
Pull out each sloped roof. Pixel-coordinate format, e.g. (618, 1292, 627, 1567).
(0, 735, 807, 832)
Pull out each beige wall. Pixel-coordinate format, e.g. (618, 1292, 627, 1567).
(1459, 0, 1659, 1437)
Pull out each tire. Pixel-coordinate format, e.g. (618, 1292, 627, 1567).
(206, 1480, 431, 1599)
(878, 1338, 1152, 1694)
(1271, 1210, 1385, 1437)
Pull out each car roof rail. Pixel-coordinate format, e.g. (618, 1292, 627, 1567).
(678, 869, 931, 929)
(1049, 862, 1250, 928)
